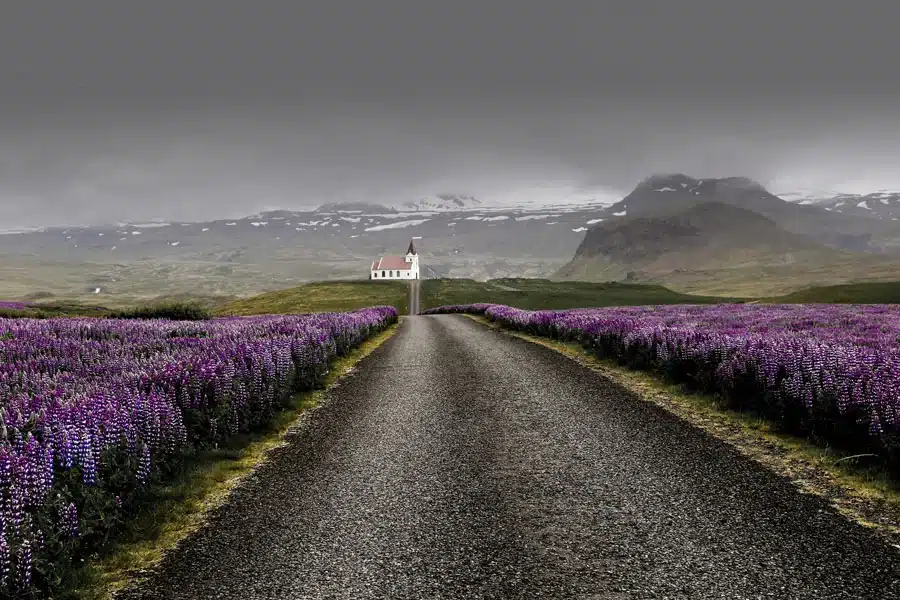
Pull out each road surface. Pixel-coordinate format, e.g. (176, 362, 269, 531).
(120, 315, 900, 599)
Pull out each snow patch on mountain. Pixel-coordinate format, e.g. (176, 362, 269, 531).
(128, 223, 171, 229)
(364, 219, 430, 232)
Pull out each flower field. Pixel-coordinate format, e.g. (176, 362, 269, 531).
(0, 307, 396, 596)
(0, 302, 28, 311)
(424, 303, 900, 473)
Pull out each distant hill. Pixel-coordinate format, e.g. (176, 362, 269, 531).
(0, 202, 597, 303)
(556, 201, 900, 295)
(7, 176, 900, 303)
(398, 194, 482, 212)
(315, 195, 482, 213)
(559, 202, 825, 277)
(315, 202, 396, 213)
(594, 174, 900, 254)
(782, 190, 900, 222)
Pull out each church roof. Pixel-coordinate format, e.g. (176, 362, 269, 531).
(406, 239, 417, 255)
(371, 256, 412, 271)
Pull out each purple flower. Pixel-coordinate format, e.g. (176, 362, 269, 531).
(0, 305, 397, 593)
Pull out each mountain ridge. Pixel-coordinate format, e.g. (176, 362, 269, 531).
(556, 199, 900, 295)
(4, 175, 900, 302)
(591, 173, 900, 254)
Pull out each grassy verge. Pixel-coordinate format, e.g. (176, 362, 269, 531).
(68, 322, 400, 600)
(465, 314, 900, 543)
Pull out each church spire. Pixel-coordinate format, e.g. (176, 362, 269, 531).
(406, 239, 417, 255)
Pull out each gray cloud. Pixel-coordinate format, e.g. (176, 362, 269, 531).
(1, 1, 900, 227)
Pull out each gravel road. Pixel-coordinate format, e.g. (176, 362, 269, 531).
(119, 315, 900, 599)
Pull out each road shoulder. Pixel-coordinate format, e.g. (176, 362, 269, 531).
(463, 313, 900, 549)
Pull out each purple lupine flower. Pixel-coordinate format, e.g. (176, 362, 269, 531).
(0, 536, 9, 588)
(15, 537, 31, 591)
(59, 502, 79, 539)
(0, 306, 397, 592)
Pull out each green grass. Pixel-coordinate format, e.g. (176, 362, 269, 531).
(420, 278, 742, 310)
(216, 280, 409, 316)
(766, 281, 900, 304)
(67, 323, 400, 600)
(107, 301, 213, 321)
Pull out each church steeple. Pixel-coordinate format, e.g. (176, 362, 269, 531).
(406, 239, 417, 255)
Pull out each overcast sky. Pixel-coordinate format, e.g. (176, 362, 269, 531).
(2, 1, 900, 228)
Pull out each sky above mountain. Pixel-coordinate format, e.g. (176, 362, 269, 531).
(2, 1, 900, 228)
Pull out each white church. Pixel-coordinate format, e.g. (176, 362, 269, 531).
(370, 239, 420, 280)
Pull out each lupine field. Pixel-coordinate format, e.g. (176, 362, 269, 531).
(0, 303, 28, 311)
(0, 306, 396, 597)
(424, 303, 900, 473)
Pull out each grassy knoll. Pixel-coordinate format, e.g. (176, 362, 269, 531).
(420, 278, 740, 311)
(68, 323, 400, 600)
(466, 314, 900, 544)
(216, 280, 409, 316)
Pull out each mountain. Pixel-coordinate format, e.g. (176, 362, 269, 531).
(315, 202, 396, 214)
(6, 176, 900, 304)
(559, 202, 826, 278)
(591, 174, 900, 254)
(557, 201, 900, 296)
(397, 193, 483, 212)
(782, 191, 900, 222)
(0, 203, 606, 304)
(315, 194, 482, 214)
